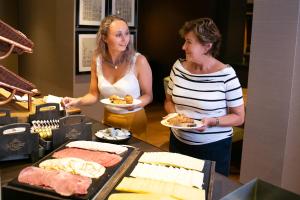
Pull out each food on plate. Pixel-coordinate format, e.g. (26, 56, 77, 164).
(124, 94, 133, 104)
(109, 95, 119, 101)
(108, 94, 134, 104)
(66, 140, 128, 154)
(130, 163, 204, 188)
(112, 98, 127, 104)
(138, 152, 205, 171)
(115, 177, 205, 200)
(18, 166, 91, 196)
(108, 193, 177, 200)
(39, 157, 106, 178)
(52, 147, 122, 167)
(167, 114, 196, 127)
(95, 128, 131, 140)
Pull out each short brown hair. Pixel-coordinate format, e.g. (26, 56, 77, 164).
(179, 18, 222, 57)
(95, 15, 135, 64)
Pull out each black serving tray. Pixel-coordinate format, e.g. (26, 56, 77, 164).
(105, 152, 215, 200)
(2, 142, 141, 200)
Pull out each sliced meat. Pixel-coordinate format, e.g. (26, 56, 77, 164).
(18, 166, 45, 186)
(18, 166, 92, 196)
(52, 147, 122, 167)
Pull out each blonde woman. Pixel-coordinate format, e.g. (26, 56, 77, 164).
(62, 15, 153, 140)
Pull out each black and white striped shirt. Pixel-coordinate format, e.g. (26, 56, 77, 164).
(167, 59, 244, 145)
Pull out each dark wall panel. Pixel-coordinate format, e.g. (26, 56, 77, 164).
(138, 0, 246, 102)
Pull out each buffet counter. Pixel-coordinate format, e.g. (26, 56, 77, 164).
(0, 121, 241, 200)
(0, 89, 81, 122)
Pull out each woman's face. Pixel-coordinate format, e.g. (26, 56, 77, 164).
(182, 31, 210, 62)
(106, 20, 130, 53)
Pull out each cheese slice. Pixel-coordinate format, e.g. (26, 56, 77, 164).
(108, 193, 177, 200)
(139, 152, 205, 171)
(115, 177, 205, 200)
(130, 163, 204, 188)
(66, 140, 128, 154)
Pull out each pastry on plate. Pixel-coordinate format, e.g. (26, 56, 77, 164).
(108, 94, 133, 105)
(167, 114, 196, 127)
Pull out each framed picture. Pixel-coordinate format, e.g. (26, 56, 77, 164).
(77, 0, 106, 27)
(76, 31, 98, 74)
(130, 30, 137, 50)
(111, 0, 137, 27)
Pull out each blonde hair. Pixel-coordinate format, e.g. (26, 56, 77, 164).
(95, 15, 135, 64)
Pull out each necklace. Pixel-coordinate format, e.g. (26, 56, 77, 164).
(104, 59, 119, 69)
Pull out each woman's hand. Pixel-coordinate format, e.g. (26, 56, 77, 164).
(162, 112, 177, 119)
(196, 117, 218, 132)
(122, 105, 136, 111)
(61, 97, 80, 109)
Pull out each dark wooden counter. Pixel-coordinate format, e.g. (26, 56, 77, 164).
(0, 122, 241, 200)
(0, 89, 81, 123)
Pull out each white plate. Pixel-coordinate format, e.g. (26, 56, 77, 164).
(161, 114, 203, 129)
(100, 98, 141, 107)
(95, 130, 130, 140)
(95, 128, 131, 143)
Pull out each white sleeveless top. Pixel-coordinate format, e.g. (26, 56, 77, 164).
(96, 53, 142, 114)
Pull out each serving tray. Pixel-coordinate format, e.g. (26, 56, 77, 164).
(105, 152, 215, 200)
(2, 143, 141, 200)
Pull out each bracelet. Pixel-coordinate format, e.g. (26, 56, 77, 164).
(215, 117, 220, 126)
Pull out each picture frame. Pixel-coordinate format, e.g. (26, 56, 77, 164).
(76, 31, 98, 74)
(130, 30, 137, 50)
(77, 0, 106, 27)
(111, 0, 137, 27)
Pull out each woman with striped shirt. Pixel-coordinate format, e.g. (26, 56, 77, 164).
(164, 18, 245, 176)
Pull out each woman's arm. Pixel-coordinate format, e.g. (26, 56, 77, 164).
(200, 104, 245, 129)
(62, 55, 100, 108)
(135, 55, 153, 108)
(164, 94, 176, 114)
(218, 105, 245, 126)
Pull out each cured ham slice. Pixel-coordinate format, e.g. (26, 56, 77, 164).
(52, 148, 122, 167)
(18, 166, 91, 196)
(66, 140, 128, 154)
(39, 157, 106, 178)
